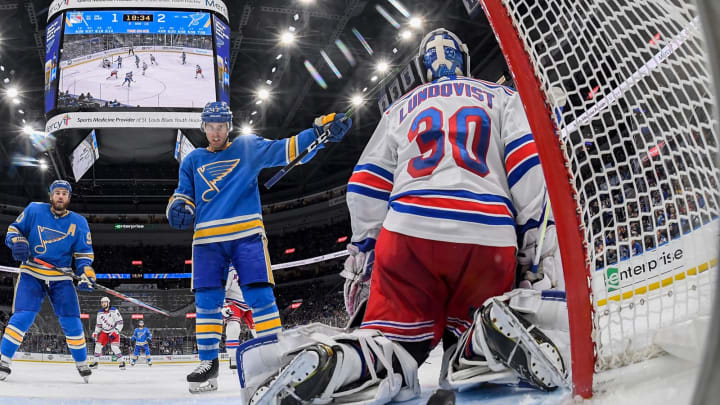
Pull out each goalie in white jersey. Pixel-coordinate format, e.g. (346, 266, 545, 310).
(90, 297, 126, 369)
(237, 28, 568, 404)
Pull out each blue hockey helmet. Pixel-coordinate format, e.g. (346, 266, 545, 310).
(201, 101, 233, 132)
(49, 180, 72, 194)
(416, 28, 470, 83)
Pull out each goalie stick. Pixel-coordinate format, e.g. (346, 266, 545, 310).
(32, 258, 171, 317)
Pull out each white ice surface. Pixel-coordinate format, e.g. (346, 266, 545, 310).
(0, 345, 699, 404)
(58, 50, 214, 108)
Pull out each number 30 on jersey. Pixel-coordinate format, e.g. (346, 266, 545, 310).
(407, 106, 492, 178)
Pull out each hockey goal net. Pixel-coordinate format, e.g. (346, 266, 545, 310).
(481, 0, 719, 397)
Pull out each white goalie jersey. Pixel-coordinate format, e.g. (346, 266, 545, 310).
(94, 308, 124, 334)
(347, 77, 550, 248)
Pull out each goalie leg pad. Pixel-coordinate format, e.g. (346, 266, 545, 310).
(246, 327, 420, 405)
(477, 295, 567, 391)
(238, 323, 346, 403)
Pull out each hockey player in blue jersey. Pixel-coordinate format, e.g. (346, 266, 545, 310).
(167, 101, 351, 393)
(121, 71, 134, 87)
(131, 320, 152, 367)
(1, 180, 96, 383)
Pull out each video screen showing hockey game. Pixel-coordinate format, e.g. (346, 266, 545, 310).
(55, 10, 215, 111)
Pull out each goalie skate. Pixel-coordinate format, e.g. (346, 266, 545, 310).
(187, 358, 219, 393)
(480, 297, 567, 390)
(251, 343, 337, 405)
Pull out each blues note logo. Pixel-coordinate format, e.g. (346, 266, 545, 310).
(198, 159, 240, 202)
(34, 223, 76, 254)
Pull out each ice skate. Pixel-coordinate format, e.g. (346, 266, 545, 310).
(88, 359, 99, 369)
(187, 358, 219, 393)
(119, 360, 126, 370)
(0, 355, 11, 381)
(76, 361, 91, 383)
(479, 297, 566, 390)
(250, 343, 338, 405)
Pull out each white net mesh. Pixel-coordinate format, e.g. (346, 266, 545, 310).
(497, 0, 720, 373)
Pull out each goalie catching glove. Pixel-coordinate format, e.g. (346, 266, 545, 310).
(340, 239, 375, 318)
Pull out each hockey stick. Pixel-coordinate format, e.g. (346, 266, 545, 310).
(264, 116, 349, 189)
(530, 191, 551, 274)
(263, 52, 421, 189)
(31, 258, 171, 317)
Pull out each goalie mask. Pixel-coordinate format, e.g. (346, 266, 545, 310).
(415, 28, 470, 83)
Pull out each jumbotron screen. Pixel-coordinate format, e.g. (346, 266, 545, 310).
(56, 10, 215, 110)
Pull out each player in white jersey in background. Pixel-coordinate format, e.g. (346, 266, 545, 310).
(90, 297, 126, 369)
(238, 28, 568, 404)
(223, 266, 256, 370)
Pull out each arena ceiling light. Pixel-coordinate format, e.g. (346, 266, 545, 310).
(6, 86, 18, 98)
(400, 30, 413, 41)
(39, 160, 48, 170)
(257, 87, 270, 100)
(298, 0, 314, 4)
(241, 124, 253, 135)
(351, 94, 364, 107)
(280, 31, 295, 46)
(376, 61, 389, 73)
(22, 125, 33, 135)
(409, 16, 423, 29)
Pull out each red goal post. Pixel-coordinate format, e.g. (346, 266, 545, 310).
(480, 0, 594, 396)
(480, 0, 719, 398)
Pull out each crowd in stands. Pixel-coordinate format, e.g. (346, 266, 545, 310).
(6, 275, 349, 357)
(579, 121, 718, 270)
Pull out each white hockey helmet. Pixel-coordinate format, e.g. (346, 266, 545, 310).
(101, 296, 110, 306)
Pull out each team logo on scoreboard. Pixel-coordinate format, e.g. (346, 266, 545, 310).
(66, 12, 87, 27)
(198, 159, 240, 202)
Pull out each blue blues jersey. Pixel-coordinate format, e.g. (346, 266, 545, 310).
(169, 130, 319, 245)
(132, 327, 152, 345)
(5, 202, 93, 281)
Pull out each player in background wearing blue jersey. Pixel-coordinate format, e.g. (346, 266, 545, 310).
(167, 101, 351, 393)
(131, 320, 152, 367)
(1, 180, 96, 383)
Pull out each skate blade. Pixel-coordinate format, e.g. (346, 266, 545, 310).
(492, 298, 568, 388)
(252, 350, 320, 405)
(188, 378, 218, 394)
(83, 376, 90, 384)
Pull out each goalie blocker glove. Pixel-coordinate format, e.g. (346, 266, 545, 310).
(340, 239, 375, 318)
